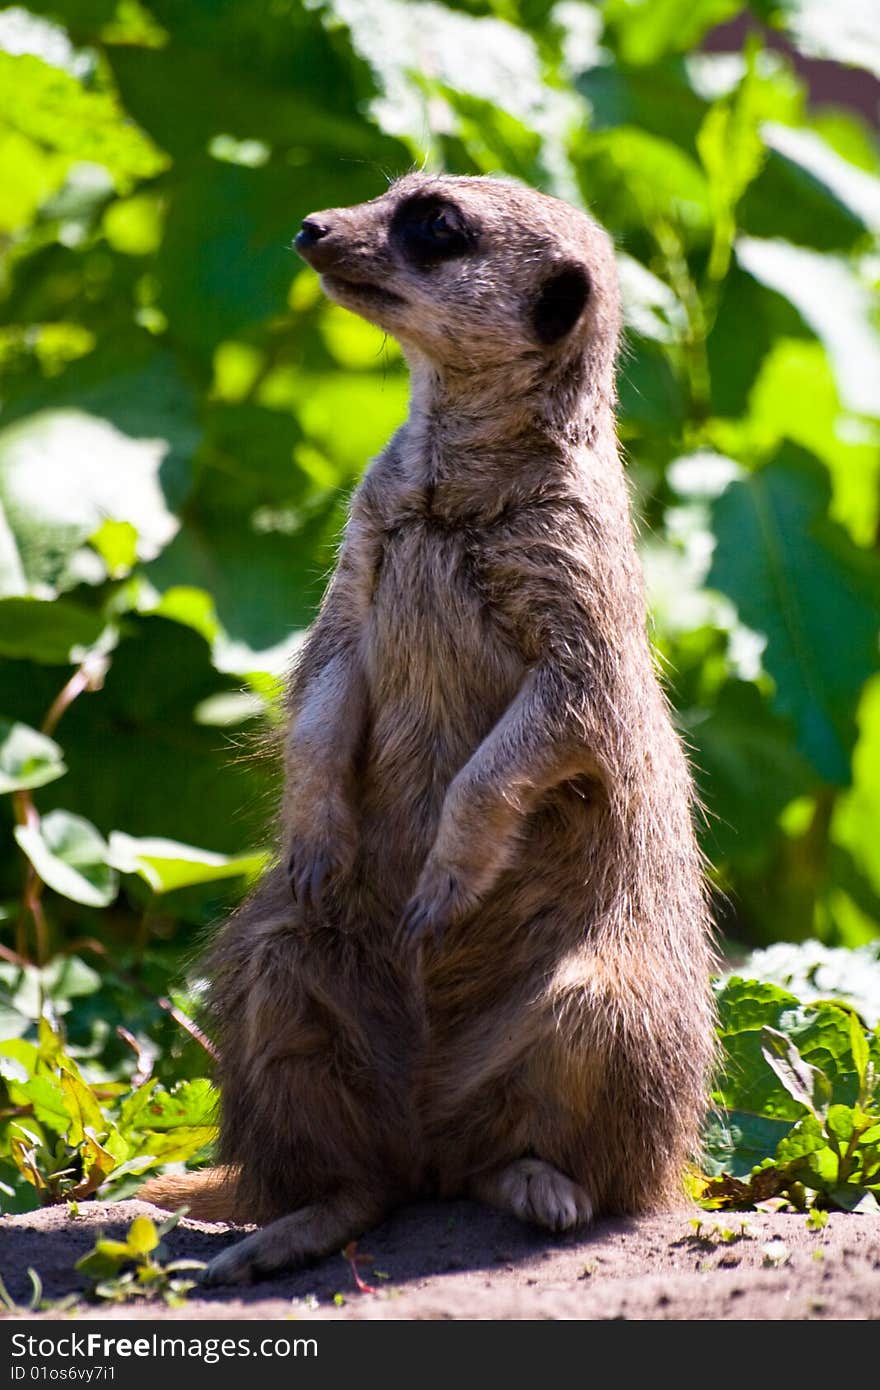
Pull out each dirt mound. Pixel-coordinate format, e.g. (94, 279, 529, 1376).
(2, 1199, 879, 1320)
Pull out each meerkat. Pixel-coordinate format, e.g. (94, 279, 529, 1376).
(141, 173, 717, 1284)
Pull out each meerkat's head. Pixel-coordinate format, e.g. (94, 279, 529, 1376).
(293, 174, 620, 387)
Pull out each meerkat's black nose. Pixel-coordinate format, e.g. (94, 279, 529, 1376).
(294, 218, 330, 251)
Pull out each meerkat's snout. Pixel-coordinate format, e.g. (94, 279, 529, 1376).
(294, 217, 331, 252)
(293, 213, 343, 272)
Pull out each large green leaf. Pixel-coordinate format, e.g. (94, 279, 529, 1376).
(574, 125, 711, 242)
(0, 51, 166, 186)
(715, 974, 879, 1118)
(0, 126, 67, 234)
(739, 144, 876, 251)
(709, 445, 880, 784)
(602, 0, 744, 65)
(745, 339, 880, 547)
(0, 597, 106, 663)
(577, 60, 710, 153)
(146, 493, 344, 652)
(156, 162, 305, 357)
(705, 262, 809, 416)
(686, 680, 814, 863)
(0, 408, 179, 597)
(0, 617, 271, 855)
(834, 676, 880, 906)
(106, 0, 393, 161)
(14, 809, 119, 907)
(0, 339, 201, 518)
(736, 237, 880, 418)
(703, 1109, 794, 1178)
(108, 831, 266, 894)
(760, 123, 880, 234)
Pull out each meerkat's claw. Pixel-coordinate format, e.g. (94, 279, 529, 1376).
(286, 846, 338, 912)
(399, 874, 459, 949)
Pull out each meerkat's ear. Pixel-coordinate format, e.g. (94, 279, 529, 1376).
(531, 264, 591, 345)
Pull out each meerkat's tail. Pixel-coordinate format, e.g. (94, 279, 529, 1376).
(138, 1166, 245, 1223)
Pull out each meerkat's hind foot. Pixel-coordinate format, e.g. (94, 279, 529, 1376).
(471, 1158, 593, 1234)
(202, 1190, 387, 1286)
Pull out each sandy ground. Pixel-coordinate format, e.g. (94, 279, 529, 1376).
(1, 1199, 879, 1320)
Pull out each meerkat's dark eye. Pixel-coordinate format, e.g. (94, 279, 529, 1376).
(426, 210, 455, 239)
(391, 195, 477, 269)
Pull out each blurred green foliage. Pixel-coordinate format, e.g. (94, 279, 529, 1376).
(0, 0, 879, 1211)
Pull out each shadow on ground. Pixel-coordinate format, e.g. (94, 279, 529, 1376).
(2, 1198, 879, 1319)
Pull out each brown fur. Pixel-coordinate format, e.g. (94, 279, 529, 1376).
(142, 175, 717, 1284)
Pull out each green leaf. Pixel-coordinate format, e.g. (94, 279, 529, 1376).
(760, 124, 880, 234)
(709, 446, 880, 784)
(576, 58, 710, 153)
(824, 1103, 858, 1147)
(126, 1215, 159, 1256)
(0, 126, 67, 234)
(736, 237, 880, 418)
(105, 1, 399, 163)
(59, 1066, 107, 1147)
(705, 262, 809, 416)
(0, 598, 106, 664)
(0, 616, 271, 858)
(0, 51, 167, 185)
(686, 680, 813, 862)
(761, 1025, 833, 1117)
(75, 1238, 135, 1281)
(702, 1109, 794, 1177)
(773, 1111, 828, 1163)
(116, 1079, 160, 1135)
(90, 520, 138, 579)
(156, 163, 304, 356)
(1, 339, 201, 518)
(107, 831, 266, 894)
(574, 126, 711, 242)
(0, 719, 65, 793)
(826, 1187, 880, 1213)
(834, 678, 880, 911)
(0, 407, 180, 597)
(146, 489, 345, 652)
(740, 148, 874, 253)
(716, 976, 801, 1035)
(14, 809, 119, 907)
(697, 64, 766, 278)
(602, 0, 744, 65)
(130, 1078, 218, 1132)
(745, 339, 880, 548)
(849, 1013, 870, 1096)
(129, 1127, 216, 1165)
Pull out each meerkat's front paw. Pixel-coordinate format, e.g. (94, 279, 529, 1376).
(285, 805, 357, 911)
(399, 857, 479, 948)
